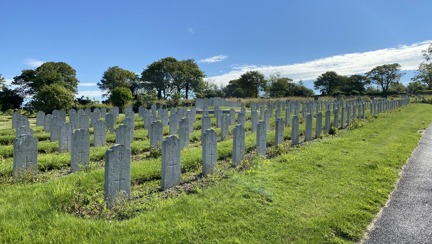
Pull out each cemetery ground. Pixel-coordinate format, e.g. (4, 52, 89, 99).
(0, 103, 431, 243)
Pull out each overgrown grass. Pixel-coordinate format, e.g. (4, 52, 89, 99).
(0, 104, 430, 242)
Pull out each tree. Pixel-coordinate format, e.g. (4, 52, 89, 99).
(314, 71, 344, 95)
(98, 66, 139, 97)
(109, 87, 133, 109)
(196, 80, 224, 98)
(12, 62, 79, 96)
(268, 74, 291, 98)
(223, 79, 246, 98)
(366, 63, 403, 96)
(412, 44, 432, 89)
(407, 81, 427, 94)
(32, 83, 75, 113)
(178, 59, 205, 99)
(341, 74, 369, 95)
(236, 71, 266, 98)
(0, 74, 5, 88)
(0, 87, 24, 112)
(141, 57, 177, 100)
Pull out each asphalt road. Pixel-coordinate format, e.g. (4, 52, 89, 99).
(364, 125, 432, 243)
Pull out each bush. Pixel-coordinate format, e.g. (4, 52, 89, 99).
(109, 87, 133, 111)
(32, 83, 75, 113)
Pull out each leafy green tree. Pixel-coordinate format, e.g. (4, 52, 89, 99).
(12, 62, 79, 96)
(0, 87, 24, 112)
(412, 44, 432, 89)
(0, 74, 6, 88)
(407, 81, 427, 94)
(98, 66, 139, 97)
(314, 71, 344, 95)
(141, 57, 177, 99)
(196, 80, 224, 98)
(237, 71, 267, 98)
(268, 75, 291, 98)
(178, 59, 205, 99)
(388, 82, 407, 93)
(366, 63, 403, 96)
(32, 83, 75, 113)
(341, 74, 369, 95)
(109, 87, 133, 109)
(223, 79, 246, 98)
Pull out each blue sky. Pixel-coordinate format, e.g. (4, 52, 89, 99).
(1, 0, 431, 100)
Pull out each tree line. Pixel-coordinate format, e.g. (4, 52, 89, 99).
(0, 44, 431, 112)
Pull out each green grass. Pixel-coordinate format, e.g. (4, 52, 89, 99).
(0, 103, 431, 243)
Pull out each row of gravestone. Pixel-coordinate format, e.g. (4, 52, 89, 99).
(11, 98, 410, 208)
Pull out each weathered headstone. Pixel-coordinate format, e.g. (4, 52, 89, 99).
(201, 116, 211, 142)
(71, 129, 90, 173)
(123, 117, 134, 140)
(169, 111, 178, 135)
(59, 123, 72, 153)
(79, 114, 89, 130)
(275, 118, 284, 146)
(104, 144, 131, 209)
(50, 116, 62, 142)
(94, 120, 107, 147)
(229, 108, 235, 125)
(251, 110, 258, 132)
(221, 114, 229, 141)
(333, 108, 339, 129)
(44, 114, 52, 132)
(16, 126, 34, 137)
(13, 134, 38, 177)
(232, 124, 245, 166)
(315, 111, 323, 138)
(179, 117, 190, 149)
(256, 121, 267, 155)
(237, 112, 245, 127)
(161, 135, 181, 190)
(285, 108, 291, 126)
(291, 115, 299, 145)
(264, 110, 271, 130)
(324, 110, 330, 134)
(202, 129, 217, 176)
(150, 121, 163, 148)
(115, 124, 131, 149)
(105, 113, 115, 133)
(100, 107, 107, 118)
(305, 113, 312, 141)
(36, 111, 45, 126)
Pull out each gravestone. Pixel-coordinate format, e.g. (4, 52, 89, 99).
(305, 113, 312, 141)
(12, 111, 20, 129)
(162, 109, 169, 127)
(123, 117, 134, 139)
(221, 114, 229, 141)
(264, 110, 271, 130)
(256, 121, 267, 155)
(291, 115, 299, 145)
(104, 144, 131, 209)
(285, 108, 291, 126)
(324, 110, 330, 134)
(150, 121, 163, 148)
(229, 108, 235, 125)
(161, 135, 181, 190)
(333, 108, 339, 129)
(237, 112, 245, 127)
(232, 124, 245, 166)
(203, 106, 209, 117)
(105, 113, 115, 133)
(100, 107, 106, 118)
(115, 124, 131, 149)
(94, 120, 107, 147)
(80, 114, 89, 130)
(215, 107, 222, 128)
(169, 112, 178, 135)
(69, 109, 79, 130)
(44, 114, 52, 132)
(17, 115, 29, 129)
(71, 129, 90, 173)
(251, 110, 258, 132)
(346, 105, 351, 126)
(201, 116, 211, 143)
(13, 134, 38, 177)
(179, 117, 190, 149)
(275, 118, 284, 146)
(202, 129, 217, 176)
(59, 109, 66, 123)
(91, 108, 101, 127)
(315, 111, 323, 138)
(59, 123, 72, 153)
(50, 116, 62, 142)
(16, 126, 34, 137)
(187, 111, 194, 132)
(36, 111, 45, 126)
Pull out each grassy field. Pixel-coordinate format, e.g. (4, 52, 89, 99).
(0, 103, 430, 243)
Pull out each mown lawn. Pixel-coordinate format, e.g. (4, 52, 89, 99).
(0, 103, 431, 243)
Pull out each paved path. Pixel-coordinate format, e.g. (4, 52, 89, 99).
(365, 124, 432, 243)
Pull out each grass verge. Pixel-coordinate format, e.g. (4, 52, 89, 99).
(0, 104, 431, 243)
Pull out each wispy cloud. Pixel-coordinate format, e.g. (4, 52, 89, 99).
(187, 27, 195, 34)
(76, 90, 103, 99)
(4, 78, 13, 86)
(199, 55, 228, 64)
(78, 83, 97, 87)
(23, 58, 45, 68)
(207, 40, 432, 86)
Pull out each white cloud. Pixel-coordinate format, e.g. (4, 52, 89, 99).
(4, 78, 13, 86)
(23, 58, 45, 68)
(78, 83, 97, 87)
(187, 27, 195, 34)
(206, 40, 432, 86)
(76, 90, 103, 98)
(199, 55, 228, 63)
